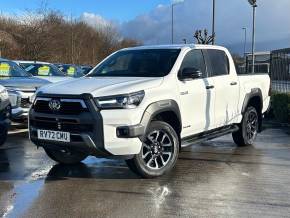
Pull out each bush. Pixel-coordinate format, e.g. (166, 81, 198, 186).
(271, 93, 290, 123)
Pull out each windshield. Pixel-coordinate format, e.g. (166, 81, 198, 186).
(88, 49, 181, 77)
(20, 63, 65, 77)
(0, 61, 32, 77)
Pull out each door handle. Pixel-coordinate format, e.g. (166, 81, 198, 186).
(206, 85, 215, 90)
(230, 81, 238, 86)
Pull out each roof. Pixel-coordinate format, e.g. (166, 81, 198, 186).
(0, 58, 9, 62)
(14, 60, 52, 65)
(123, 44, 227, 51)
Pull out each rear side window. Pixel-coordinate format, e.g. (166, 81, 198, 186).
(207, 50, 229, 76)
(179, 49, 206, 77)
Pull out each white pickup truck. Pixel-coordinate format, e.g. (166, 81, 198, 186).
(29, 44, 271, 178)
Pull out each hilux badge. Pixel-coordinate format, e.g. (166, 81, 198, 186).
(49, 99, 61, 111)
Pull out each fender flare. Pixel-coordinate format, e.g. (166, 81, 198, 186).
(241, 88, 263, 114)
(140, 100, 182, 135)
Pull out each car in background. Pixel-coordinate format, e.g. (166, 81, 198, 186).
(79, 65, 93, 75)
(15, 61, 71, 83)
(56, 64, 85, 78)
(0, 85, 11, 146)
(0, 58, 50, 121)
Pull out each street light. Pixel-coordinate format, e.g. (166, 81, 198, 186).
(212, 0, 216, 45)
(171, 2, 183, 44)
(248, 0, 257, 73)
(242, 27, 247, 58)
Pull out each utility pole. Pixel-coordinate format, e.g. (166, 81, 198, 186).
(212, 0, 216, 45)
(248, 0, 257, 74)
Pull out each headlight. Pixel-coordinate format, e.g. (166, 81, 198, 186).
(0, 88, 9, 100)
(7, 90, 21, 108)
(95, 91, 145, 109)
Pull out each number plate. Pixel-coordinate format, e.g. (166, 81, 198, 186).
(37, 130, 70, 142)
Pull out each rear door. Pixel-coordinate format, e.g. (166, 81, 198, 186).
(204, 49, 239, 128)
(177, 49, 215, 137)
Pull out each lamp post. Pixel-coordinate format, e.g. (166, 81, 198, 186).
(212, 0, 216, 45)
(171, 2, 183, 44)
(242, 27, 247, 58)
(248, 0, 257, 73)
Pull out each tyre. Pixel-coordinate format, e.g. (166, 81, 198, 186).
(233, 106, 259, 146)
(126, 121, 180, 178)
(44, 148, 88, 165)
(0, 125, 8, 146)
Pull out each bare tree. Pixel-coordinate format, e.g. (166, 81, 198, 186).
(194, 29, 215, 45)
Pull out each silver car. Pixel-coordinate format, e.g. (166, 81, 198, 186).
(0, 58, 50, 121)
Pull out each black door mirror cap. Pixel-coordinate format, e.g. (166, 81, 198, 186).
(179, 68, 202, 80)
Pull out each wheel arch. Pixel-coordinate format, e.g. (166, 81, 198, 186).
(140, 100, 182, 139)
(241, 88, 263, 132)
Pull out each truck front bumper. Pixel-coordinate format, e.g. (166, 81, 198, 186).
(29, 94, 144, 157)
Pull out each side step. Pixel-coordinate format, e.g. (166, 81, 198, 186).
(181, 125, 239, 148)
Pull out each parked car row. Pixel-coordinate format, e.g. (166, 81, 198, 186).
(0, 58, 93, 122)
(0, 85, 10, 146)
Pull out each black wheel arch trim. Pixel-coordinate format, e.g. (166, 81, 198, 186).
(241, 88, 263, 132)
(241, 88, 263, 114)
(140, 100, 182, 139)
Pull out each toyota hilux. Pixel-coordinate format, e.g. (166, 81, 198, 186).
(29, 44, 271, 178)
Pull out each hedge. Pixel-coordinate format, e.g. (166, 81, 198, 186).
(271, 92, 290, 123)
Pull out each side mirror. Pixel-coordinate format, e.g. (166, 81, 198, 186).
(179, 68, 202, 80)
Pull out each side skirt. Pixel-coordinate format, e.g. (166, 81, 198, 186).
(181, 125, 239, 148)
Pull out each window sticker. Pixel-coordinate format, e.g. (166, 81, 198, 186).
(0, 63, 11, 76)
(67, 66, 76, 76)
(38, 66, 50, 76)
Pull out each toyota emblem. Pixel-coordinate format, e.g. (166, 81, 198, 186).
(49, 99, 61, 111)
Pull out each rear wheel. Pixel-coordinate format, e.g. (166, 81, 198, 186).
(233, 106, 259, 146)
(44, 148, 88, 165)
(126, 121, 179, 178)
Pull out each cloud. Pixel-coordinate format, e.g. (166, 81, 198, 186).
(80, 12, 113, 29)
(82, 0, 290, 53)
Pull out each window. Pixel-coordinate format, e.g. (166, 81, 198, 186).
(89, 49, 181, 77)
(20, 63, 64, 76)
(179, 49, 206, 77)
(0, 61, 31, 77)
(207, 49, 229, 76)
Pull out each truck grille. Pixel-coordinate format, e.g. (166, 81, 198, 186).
(33, 98, 88, 115)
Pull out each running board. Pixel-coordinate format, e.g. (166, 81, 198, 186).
(181, 125, 239, 148)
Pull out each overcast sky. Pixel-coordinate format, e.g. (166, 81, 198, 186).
(2, 0, 290, 54)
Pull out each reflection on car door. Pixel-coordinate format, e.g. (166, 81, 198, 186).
(205, 49, 239, 128)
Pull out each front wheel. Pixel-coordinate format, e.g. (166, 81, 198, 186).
(126, 121, 180, 178)
(44, 148, 88, 165)
(232, 106, 259, 146)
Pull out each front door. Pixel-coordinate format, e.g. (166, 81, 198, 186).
(177, 49, 215, 137)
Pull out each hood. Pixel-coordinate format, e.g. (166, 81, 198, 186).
(38, 77, 163, 97)
(0, 77, 50, 92)
(34, 76, 74, 83)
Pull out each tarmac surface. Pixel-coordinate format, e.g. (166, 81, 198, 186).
(0, 127, 290, 218)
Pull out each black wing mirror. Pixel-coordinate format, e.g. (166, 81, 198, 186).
(179, 68, 202, 80)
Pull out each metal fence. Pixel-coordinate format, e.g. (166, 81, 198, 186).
(270, 48, 290, 93)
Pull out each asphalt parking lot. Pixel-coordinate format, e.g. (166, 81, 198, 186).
(1, 127, 290, 218)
